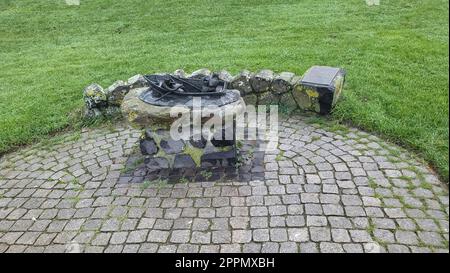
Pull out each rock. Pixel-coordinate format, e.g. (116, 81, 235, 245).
(189, 68, 211, 79)
(127, 74, 148, 89)
(173, 69, 187, 78)
(146, 157, 170, 170)
(243, 94, 258, 106)
(271, 72, 295, 94)
(217, 70, 233, 82)
(190, 135, 207, 149)
(295, 66, 346, 114)
(83, 107, 103, 119)
(103, 106, 122, 118)
(83, 83, 107, 109)
(250, 69, 274, 93)
(258, 91, 281, 106)
(173, 154, 196, 169)
(201, 149, 236, 167)
(106, 80, 130, 106)
(230, 70, 253, 96)
(279, 92, 299, 114)
(140, 139, 158, 155)
(160, 139, 185, 154)
(121, 87, 246, 128)
(121, 87, 190, 128)
(292, 83, 321, 113)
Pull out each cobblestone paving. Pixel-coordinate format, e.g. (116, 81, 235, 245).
(0, 115, 448, 253)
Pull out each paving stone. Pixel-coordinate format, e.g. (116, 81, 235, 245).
(212, 231, 231, 244)
(306, 216, 328, 227)
(232, 230, 252, 243)
(373, 229, 395, 244)
(349, 230, 372, 243)
(387, 244, 410, 253)
(320, 242, 344, 253)
(418, 231, 445, 247)
(191, 231, 211, 244)
(261, 242, 279, 253)
(0, 117, 447, 254)
(309, 227, 331, 242)
(170, 230, 191, 244)
(331, 229, 351, 243)
(395, 230, 419, 245)
(253, 229, 270, 242)
(299, 242, 318, 253)
(147, 230, 169, 243)
(343, 243, 364, 253)
(220, 244, 241, 253)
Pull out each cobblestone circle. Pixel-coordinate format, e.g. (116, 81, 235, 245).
(0, 115, 448, 253)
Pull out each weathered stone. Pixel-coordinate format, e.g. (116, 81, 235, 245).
(190, 68, 211, 79)
(83, 83, 107, 109)
(271, 72, 295, 94)
(294, 66, 346, 114)
(173, 154, 197, 169)
(173, 69, 187, 78)
(127, 74, 148, 89)
(121, 87, 246, 128)
(106, 80, 130, 106)
(121, 87, 189, 128)
(103, 106, 122, 118)
(217, 70, 233, 82)
(250, 70, 274, 93)
(243, 94, 258, 105)
(160, 139, 185, 154)
(83, 108, 103, 119)
(146, 157, 170, 170)
(258, 91, 281, 106)
(292, 82, 320, 113)
(279, 92, 299, 113)
(140, 139, 158, 155)
(230, 70, 254, 96)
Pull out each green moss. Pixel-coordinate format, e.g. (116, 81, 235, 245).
(183, 145, 203, 167)
(419, 182, 433, 191)
(275, 150, 285, 161)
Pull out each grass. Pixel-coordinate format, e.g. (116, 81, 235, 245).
(0, 0, 448, 181)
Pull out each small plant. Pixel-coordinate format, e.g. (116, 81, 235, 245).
(155, 179, 169, 189)
(200, 170, 213, 180)
(179, 177, 189, 184)
(140, 180, 151, 190)
(121, 157, 144, 174)
(275, 150, 285, 161)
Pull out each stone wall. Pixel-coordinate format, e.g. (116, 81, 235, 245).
(82, 66, 345, 119)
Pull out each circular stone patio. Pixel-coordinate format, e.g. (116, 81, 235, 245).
(0, 115, 448, 253)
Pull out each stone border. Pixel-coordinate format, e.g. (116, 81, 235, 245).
(82, 66, 346, 119)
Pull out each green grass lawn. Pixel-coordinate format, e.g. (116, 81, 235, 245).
(0, 0, 448, 181)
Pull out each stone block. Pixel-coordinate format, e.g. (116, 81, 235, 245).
(83, 83, 107, 109)
(293, 66, 346, 114)
(271, 72, 296, 95)
(106, 80, 130, 106)
(230, 70, 254, 96)
(127, 74, 149, 89)
(250, 69, 274, 93)
(189, 68, 211, 79)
